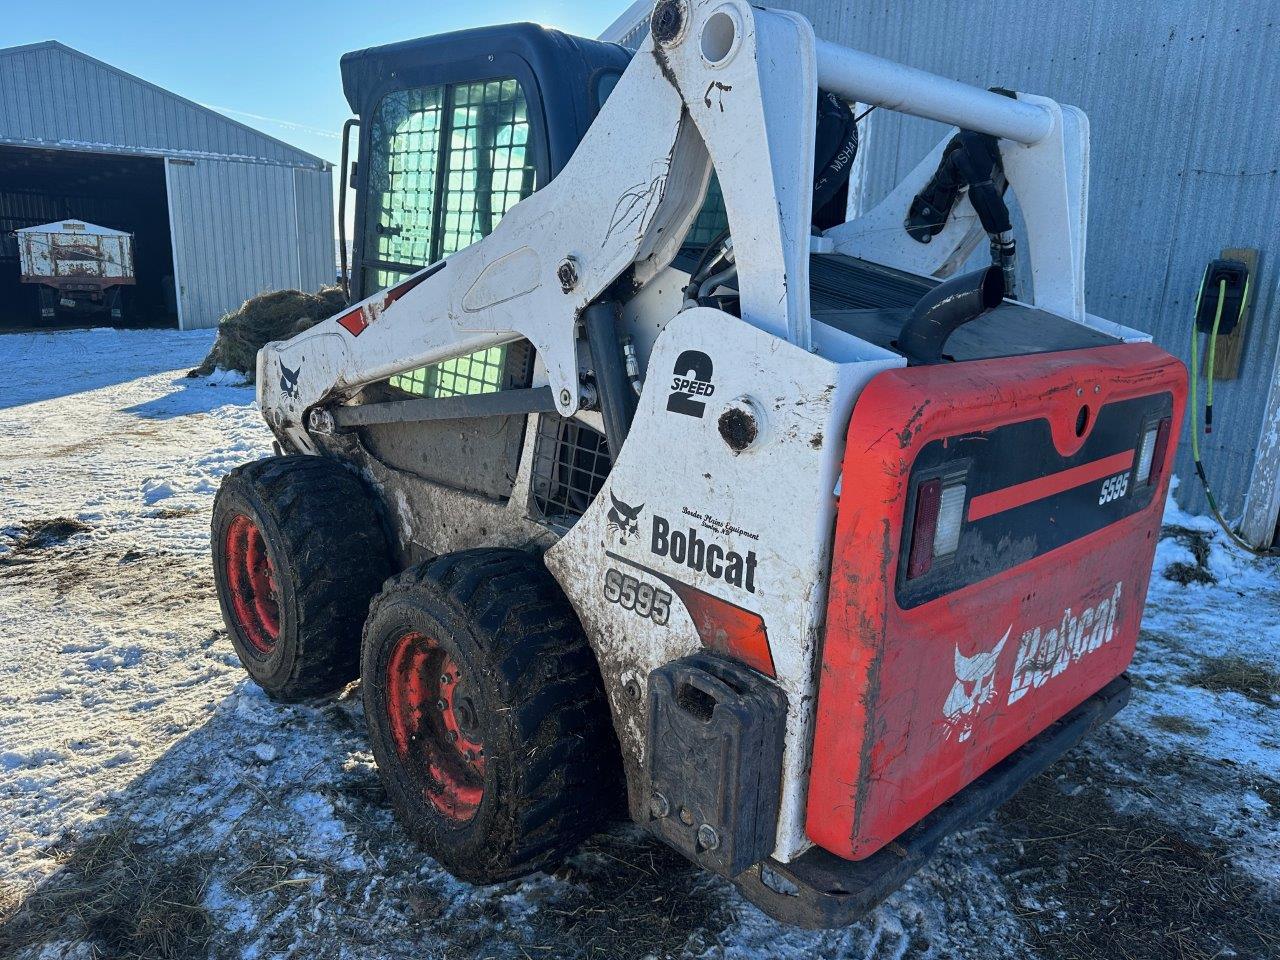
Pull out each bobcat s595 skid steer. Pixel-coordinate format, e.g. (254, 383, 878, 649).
(212, 0, 1185, 927)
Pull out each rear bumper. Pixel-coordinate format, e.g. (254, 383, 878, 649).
(734, 674, 1130, 928)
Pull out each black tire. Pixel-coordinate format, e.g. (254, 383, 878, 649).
(212, 455, 393, 702)
(361, 548, 620, 884)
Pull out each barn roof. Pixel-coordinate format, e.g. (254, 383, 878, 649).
(0, 40, 328, 169)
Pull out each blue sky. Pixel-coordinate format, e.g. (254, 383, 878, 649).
(5, 0, 631, 229)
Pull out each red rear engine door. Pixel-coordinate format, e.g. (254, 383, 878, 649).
(807, 342, 1186, 861)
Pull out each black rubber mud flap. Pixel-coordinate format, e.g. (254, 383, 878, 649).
(646, 653, 787, 878)
(733, 674, 1131, 928)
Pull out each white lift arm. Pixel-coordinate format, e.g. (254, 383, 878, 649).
(259, 0, 1104, 452)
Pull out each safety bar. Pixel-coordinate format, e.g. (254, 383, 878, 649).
(813, 39, 1054, 145)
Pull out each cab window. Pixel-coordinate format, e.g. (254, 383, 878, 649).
(363, 77, 536, 397)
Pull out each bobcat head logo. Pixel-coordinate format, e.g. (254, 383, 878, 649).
(942, 627, 1009, 743)
(606, 492, 643, 545)
(279, 362, 301, 401)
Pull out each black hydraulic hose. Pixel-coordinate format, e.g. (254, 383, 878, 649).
(583, 301, 636, 450)
(683, 226, 731, 304)
(897, 266, 1006, 365)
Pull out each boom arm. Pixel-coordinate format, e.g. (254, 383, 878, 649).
(259, 0, 1114, 452)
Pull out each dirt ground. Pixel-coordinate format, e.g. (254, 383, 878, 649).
(1, 328, 1277, 960)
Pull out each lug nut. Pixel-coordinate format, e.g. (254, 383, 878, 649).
(448, 730, 458, 742)
(440, 674, 451, 686)
(697, 824, 720, 850)
(436, 698, 447, 711)
(649, 792, 670, 819)
(679, 806, 694, 826)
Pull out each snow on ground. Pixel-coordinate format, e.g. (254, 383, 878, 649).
(0, 327, 1276, 960)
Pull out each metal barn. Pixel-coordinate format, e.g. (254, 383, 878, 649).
(0, 41, 334, 331)
(603, 1, 1280, 548)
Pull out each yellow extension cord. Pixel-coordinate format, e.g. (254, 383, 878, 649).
(1188, 274, 1277, 556)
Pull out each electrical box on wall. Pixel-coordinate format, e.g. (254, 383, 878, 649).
(1200, 247, 1259, 382)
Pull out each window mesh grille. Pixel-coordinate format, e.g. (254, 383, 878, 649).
(439, 79, 534, 257)
(367, 78, 535, 397)
(366, 266, 412, 294)
(528, 417, 612, 532)
(389, 345, 508, 399)
(368, 86, 444, 270)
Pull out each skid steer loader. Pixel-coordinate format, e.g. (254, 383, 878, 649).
(211, 0, 1185, 927)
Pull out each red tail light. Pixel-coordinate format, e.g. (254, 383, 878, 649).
(907, 478, 942, 579)
(1147, 417, 1171, 485)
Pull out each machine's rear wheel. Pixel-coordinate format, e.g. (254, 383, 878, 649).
(212, 455, 393, 702)
(361, 549, 619, 883)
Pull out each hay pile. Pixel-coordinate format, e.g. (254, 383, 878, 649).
(995, 753, 1280, 960)
(0, 826, 214, 960)
(1186, 654, 1280, 706)
(189, 286, 347, 381)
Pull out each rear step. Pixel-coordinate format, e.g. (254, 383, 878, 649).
(734, 675, 1130, 928)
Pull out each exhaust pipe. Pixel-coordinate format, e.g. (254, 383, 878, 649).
(897, 266, 1006, 365)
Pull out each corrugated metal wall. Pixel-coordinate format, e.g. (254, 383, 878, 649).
(611, 2, 1280, 539)
(166, 158, 302, 328)
(294, 167, 336, 294)
(0, 41, 335, 331)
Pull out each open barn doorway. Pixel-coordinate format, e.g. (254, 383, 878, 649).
(0, 145, 177, 331)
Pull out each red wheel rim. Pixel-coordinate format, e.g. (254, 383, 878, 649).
(224, 514, 280, 653)
(385, 632, 486, 823)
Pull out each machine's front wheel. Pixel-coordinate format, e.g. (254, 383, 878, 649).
(212, 455, 393, 702)
(361, 549, 620, 883)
